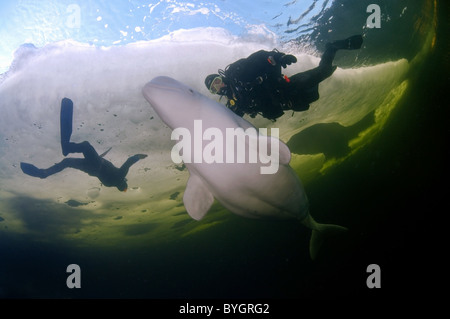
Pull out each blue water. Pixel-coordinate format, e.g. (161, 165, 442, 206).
(0, 0, 333, 73)
(0, 0, 446, 300)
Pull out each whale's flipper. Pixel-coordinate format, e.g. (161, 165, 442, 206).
(301, 214, 348, 260)
(60, 98, 74, 156)
(183, 173, 214, 220)
(272, 137, 291, 165)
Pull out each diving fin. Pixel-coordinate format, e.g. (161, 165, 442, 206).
(20, 162, 46, 178)
(329, 35, 363, 51)
(60, 98, 74, 156)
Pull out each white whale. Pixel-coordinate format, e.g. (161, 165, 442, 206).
(142, 76, 346, 259)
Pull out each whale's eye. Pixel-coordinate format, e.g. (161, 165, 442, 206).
(188, 89, 194, 94)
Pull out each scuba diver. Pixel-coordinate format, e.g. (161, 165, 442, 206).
(205, 35, 363, 121)
(20, 98, 147, 192)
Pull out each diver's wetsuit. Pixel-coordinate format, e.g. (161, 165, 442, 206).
(20, 98, 147, 191)
(220, 50, 288, 120)
(219, 35, 363, 121)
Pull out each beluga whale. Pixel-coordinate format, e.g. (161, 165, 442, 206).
(142, 76, 347, 259)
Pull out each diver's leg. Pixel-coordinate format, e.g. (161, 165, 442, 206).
(286, 67, 333, 110)
(20, 158, 86, 179)
(290, 66, 337, 88)
(119, 154, 147, 176)
(312, 43, 341, 82)
(319, 34, 363, 69)
(60, 98, 74, 156)
(328, 34, 363, 51)
(290, 35, 363, 87)
(60, 98, 98, 160)
(63, 141, 100, 160)
(288, 43, 341, 87)
(285, 35, 363, 111)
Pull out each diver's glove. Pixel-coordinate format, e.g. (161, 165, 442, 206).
(281, 54, 297, 68)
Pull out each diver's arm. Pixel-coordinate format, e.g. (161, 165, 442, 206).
(271, 51, 297, 68)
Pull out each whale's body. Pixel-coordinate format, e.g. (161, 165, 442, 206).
(142, 76, 346, 258)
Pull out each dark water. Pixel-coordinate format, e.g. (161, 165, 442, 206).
(0, 0, 448, 302)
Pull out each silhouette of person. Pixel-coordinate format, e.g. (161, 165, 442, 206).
(205, 35, 363, 121)
(20, 98, 147, 191)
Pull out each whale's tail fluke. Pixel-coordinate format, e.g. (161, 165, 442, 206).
(301, 214, 348, 260)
